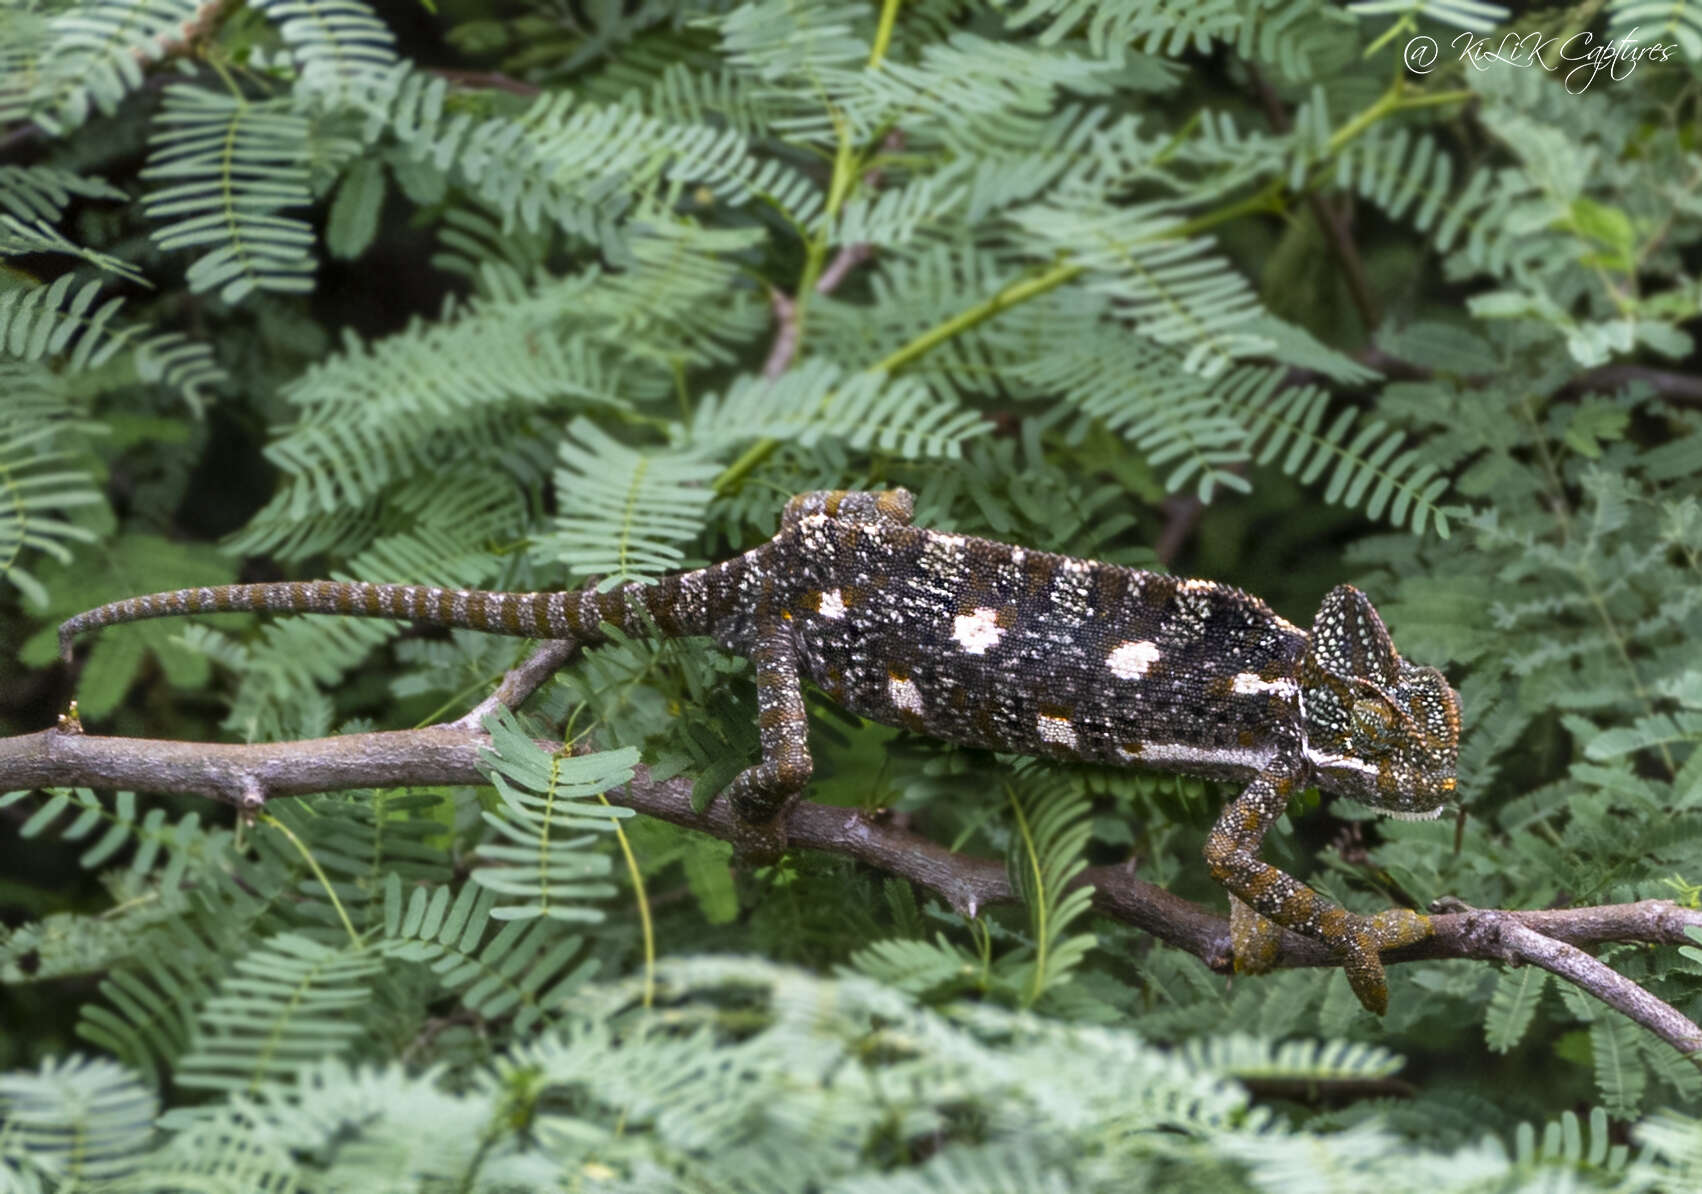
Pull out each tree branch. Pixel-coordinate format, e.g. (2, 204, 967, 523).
(450, 638, 579, 731)
(4, 720, 1700, 1056)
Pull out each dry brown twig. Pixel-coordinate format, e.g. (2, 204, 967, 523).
(761, 132, 899, 377)
(5, 656, 1700, 1059)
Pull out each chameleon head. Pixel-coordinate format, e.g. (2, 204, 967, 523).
(1301, 585, 1462, 818)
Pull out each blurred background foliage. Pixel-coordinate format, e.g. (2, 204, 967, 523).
(3, 0, 1702, 1189)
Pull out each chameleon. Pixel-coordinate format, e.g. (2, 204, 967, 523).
(57, 488, 1460, 1013)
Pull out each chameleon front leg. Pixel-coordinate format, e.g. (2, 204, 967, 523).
(720, 620, 814, 857)
(1202, 738, 1430, 1014)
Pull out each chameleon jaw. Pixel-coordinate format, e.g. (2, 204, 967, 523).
(1378, 804, 1450, 821)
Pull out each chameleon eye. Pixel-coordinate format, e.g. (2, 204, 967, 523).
(1352, 697, 1396, 752)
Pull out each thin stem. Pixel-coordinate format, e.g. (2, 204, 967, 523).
(876, 260, 1083, 375)
(602, 790, 655, 1009)
(868, 0, 901, 69)
(1006, 786, 1048, 1008)
(260, 812, 362, 949)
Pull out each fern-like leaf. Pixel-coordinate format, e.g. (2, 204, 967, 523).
(1610, 0, 1702, 58)
(539, 418, 721, 583)
(0, 0, 207, 134)
(141, 85, 317, 303)
(1181, 1032, 1404, 1083)
(1483, 966, 1548, 1053)
(846, 935, 985, 998)
(1345, 0, 1510, 31)
(0, 1056, 156, 1187)
(1004, 776, 1097, 1006)
(471, 709, 638, 922)
(0, 276, 224, 409)
(379, 875, 598, 1031)
(0, 385, 102, 605)
(1007, 200, 1272, 375)
(1014, 335, 1252, 500)
(253, 0, 399, 105)
(1589, 1015, 1647, 1119)
(76, 914, 243, 1089)
(1514, 1106, 1630, 1171)
(1226, 369, 1452, 535)
(687, 357, 989, 461)
(174, 932, 385, 1095)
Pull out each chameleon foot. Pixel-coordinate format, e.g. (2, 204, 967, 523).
(727, 814, 789, 866)
(1328, 907, 1432, 1015)
(1228, 895, 1284, 976)
(1232, 899, 1430, 1014)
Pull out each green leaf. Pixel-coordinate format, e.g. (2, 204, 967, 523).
(1484, 967, 1547, 1052)
(471, 709, 637, 922)
(1563, 402, 1631, 459)
(681, 835, 738, 925)
(326, 157, 386, 259)
(1567, 197, 1635, 265)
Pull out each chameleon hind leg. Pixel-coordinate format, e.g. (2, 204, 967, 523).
(1203, 734, 1430, 1014)
(721, 620, 814, 858)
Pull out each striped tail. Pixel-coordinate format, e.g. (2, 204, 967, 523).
(57, 574, 715, 663)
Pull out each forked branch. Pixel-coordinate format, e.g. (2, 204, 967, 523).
(3, 693, 1699, 1058)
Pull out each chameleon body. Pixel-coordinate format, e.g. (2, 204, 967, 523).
(58, 489, 1461, 1012)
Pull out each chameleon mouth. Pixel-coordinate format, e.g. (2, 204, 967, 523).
(1379, 804, 1449, 821)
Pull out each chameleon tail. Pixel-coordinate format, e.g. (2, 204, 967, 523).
(56, 573, 717, 663)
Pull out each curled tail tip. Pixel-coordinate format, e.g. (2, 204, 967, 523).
(57, 622, 77, 664)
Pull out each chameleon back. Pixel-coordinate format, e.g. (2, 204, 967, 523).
(776, 514, 1309, 775)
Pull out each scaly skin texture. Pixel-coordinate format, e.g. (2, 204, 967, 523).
(59, 489, 1461, 1012)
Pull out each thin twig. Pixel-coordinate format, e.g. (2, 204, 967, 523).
(1563, 364, 1702, 405)
(757, 132, 894, 381)
(816, 242, 872, 294)
(4, 721, 1701, 1055)
(425, 70, 542, 98)
(451, 638, 579, 731)
(762, 289, 800, 380)
(1248, 64, 1380, 331)
(1433, 897, 1702, 1055)
(1358, 347, 1702, 408)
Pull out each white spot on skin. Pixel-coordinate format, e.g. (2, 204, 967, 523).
(1139, 741, 1275, 774)
(1037, 714, 1078, 750)
(818, 589, 847, 620)
(1106, 639, 1161, 680)
(951, 607, 1003, 654)
(1179, 578, 1219, 592)
(888, 676, 924, 716)
(1232, 672, 1297, 697)
(1304, 748, 1377, 778)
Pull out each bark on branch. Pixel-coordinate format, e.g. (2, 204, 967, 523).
(4, 714, 1700, 1057)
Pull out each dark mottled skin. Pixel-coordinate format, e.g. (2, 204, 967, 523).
(59, 489, 1461, 1012)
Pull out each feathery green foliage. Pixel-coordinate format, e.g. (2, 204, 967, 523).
(3, 0, 1702, 1188)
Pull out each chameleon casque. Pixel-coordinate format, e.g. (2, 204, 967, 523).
(58, 488, 1461, 1013)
